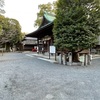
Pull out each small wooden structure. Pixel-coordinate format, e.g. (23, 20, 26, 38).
(22, 37, 37, 51)
(79, 49, 90, 66)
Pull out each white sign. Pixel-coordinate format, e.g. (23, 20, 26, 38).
(50, 46, 56, 53)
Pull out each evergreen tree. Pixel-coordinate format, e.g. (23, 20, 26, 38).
(53, 0, 100, 62)
(0, 15, 22, 51)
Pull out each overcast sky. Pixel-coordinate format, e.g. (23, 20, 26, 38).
(4, 0, 56, 33)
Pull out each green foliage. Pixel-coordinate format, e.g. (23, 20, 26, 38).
(0, 25, 2, 37)
(0, 14, 5, 44)
(0, 15, 22, 46)
(34, 1, 57, 27)
(0, 0, 5, 14)
(53, 0, 100, 52)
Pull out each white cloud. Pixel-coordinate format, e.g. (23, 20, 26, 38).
(4, 0, 56, 33)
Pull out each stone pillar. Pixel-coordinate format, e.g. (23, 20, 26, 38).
(84, 54, 88, 66)
(68, 52, 72, 66)
(37, 38, 39, 54)
(58, 54, 62, 64)
(63, 54, 67, 65)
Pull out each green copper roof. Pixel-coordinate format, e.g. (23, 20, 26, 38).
(44, 12, 55, 22)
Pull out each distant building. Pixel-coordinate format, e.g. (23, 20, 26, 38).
(22, 37, 37, 51)
(26, 12, 55, 53)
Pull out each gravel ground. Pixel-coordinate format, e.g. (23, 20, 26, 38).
(0, 52, 100, 100)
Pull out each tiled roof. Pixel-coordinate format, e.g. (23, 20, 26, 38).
(44, 12, 55, 22)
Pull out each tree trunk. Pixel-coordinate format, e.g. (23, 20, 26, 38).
(6, 42, 10, 52)
(72, 52, 79, 62)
